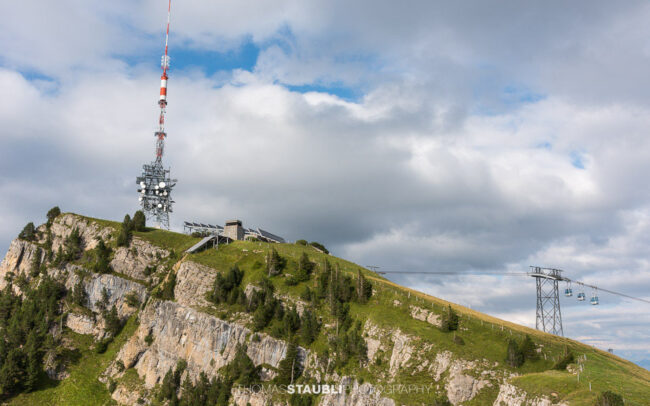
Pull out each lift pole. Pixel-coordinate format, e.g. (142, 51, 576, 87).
(529, 266, 564, 336)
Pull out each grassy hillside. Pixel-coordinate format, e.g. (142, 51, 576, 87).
(186, 239, 650, 405)
(6, 215, 649, 405)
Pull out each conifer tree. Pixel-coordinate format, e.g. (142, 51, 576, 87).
(132, 210, 146, 231)
(46, 206, 61, 227)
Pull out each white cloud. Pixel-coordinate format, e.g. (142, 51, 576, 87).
(2, 0, 650, 367)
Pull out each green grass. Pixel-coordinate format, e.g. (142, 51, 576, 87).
(9, 316, 139, 406)
(132, 228, 200, 253)
(188, 241, 650, 405)
(33, 225, 650, 405)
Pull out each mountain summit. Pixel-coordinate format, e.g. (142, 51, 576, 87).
(0, 212, 648, 405)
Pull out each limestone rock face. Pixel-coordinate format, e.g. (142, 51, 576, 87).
(47, 214, 115, 253)
(114, 299, 302, 388)
(0, 238, 43, 289)
(363, 321, 385, 363)
(84, 273, 148, 319)
(492, 382, 565, 406)
(445, 360, 489, 405)
(110, 237, 169, 280)
(319, 377, 396, 406)
(432, 351, 453, 381)
(174, 260, 215, 307)
(111, 385, 143, 405)
(66, 313, 98, 336)
(388, 329, 413, 378)
(410, 305, 441, 327)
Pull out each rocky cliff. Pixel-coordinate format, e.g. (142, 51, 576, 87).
(0, 212, 647, 406)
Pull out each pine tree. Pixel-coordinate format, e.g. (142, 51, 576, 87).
(520, 335, 538, 361)
(506, 339, 524, 367)
(46, 206, 61, 227)
(19, 222, 37, 241)
(72, 280, 86, 306)
(24, 330, 40, 392)
(132, 210, 146, 231)
(440, 305, 459, 332)
(283, 306, 300, 337)
(275, 342, 301, 384)
(29, 248, 42, 278)
(92, 238, 112, 274)
(299, 309, 319, 345)
(222, 345, 259, 386)
(103, 305, 122, 337)
(266, 248, 285, 276)
(63, 228, 83, 261)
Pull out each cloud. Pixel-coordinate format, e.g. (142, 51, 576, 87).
(2, 0, 650, 367)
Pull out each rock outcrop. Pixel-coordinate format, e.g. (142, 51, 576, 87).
(110, 237, 169, 280)
(113, 299, 302, 388)
(388, 329, 413, 378)
(410, 305, 441, 327)
(319, 377, 396, 406)
(174, 260, 215, 307)
(492, 382, 565, 406)
(0, 238, 43, 289)
(66, 313, 99, 336)
(47, 214, 115, 252)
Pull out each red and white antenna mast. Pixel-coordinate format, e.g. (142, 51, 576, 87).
(156, 0, 172, 163)
(136, 0, 177, 229)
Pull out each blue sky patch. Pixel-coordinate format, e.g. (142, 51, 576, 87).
(286, 83, 361, 102)
(570, 150, 586, 169)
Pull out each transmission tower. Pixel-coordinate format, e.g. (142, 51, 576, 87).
(529, 266, 564, 336)
(136, 0, 176, 229)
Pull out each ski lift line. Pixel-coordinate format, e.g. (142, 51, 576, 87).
(377, 269, 650, 305)
(376, 271, 529, 276)
(562, 277, 650, 305)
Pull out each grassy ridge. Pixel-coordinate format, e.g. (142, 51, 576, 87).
(27, 216, 650, 405)
(188, 240, 650, 405)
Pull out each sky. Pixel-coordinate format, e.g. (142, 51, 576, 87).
(1, 0, 650, 369)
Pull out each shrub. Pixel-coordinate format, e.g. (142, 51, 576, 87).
(95, 338, 110, 354)
(108, 379, 117, 393)
(309, 241, 328, 254)
(145, 334, 154, 346)
(553, 347, 575, 370)
(155, 272, 176, 300)
(125, 291, 140, 308)
(295, 239, 308, 246)
(208, 265, 244, 304)
(594, 391, 624, 406)
(520, 335, 538, 361)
